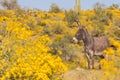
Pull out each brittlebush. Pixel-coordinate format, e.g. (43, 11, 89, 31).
(0, 21, 67, 80)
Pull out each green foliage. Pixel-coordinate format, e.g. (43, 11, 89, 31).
(109, 4, 119, 9)
(50, 3, 62, 13)
(64, 10, 79, 27)
(0, 0, 20, 10)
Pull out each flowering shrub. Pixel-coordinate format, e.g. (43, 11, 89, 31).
(0, 11, 67, 80)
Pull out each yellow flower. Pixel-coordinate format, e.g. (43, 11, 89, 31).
(103, 48, 114, 55)
(0, 35, 3, 40)
(104, 71, 109, 76)
(58, 50, 63, 55)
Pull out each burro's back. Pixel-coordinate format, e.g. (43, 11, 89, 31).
(93, 36, 110, 55)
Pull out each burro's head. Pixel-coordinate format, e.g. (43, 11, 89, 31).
(72, 20, 85, 43)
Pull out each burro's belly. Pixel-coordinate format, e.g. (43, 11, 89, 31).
(94, 51, 103, 56)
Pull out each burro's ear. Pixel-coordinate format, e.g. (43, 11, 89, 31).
(75, 20, 83, 29)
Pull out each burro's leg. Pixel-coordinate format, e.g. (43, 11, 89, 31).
(90, 50, 94, 69)
(91, 55, 94, 69)
(85, 53, 90, 69)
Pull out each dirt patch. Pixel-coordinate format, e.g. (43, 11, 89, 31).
(62, 68, 103, 80)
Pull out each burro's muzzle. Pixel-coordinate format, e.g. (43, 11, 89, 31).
(72, 37, 78, 43)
